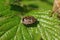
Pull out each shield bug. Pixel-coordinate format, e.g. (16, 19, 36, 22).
(22, 16, 37, 25)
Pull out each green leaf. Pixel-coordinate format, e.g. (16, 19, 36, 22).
(0, 0, 60, 40)
(0, 10, 60, 40)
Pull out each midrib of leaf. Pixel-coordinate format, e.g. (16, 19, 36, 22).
(20, 24, 33, 40)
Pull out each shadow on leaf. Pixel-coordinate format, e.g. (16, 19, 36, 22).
(23, 21, 39, 27)
(10, 4, 24, 12)
(28, 4, 39, 10)
(40, 38, 43, 40)
(10, 4, 39, 15)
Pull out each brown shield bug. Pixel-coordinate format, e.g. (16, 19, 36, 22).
(22, 16, 37, 25)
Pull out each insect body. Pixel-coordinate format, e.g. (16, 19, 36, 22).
(22, 16, 37, 25)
